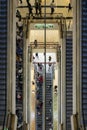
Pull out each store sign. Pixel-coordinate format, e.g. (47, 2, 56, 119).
(34, 24, 54, 29)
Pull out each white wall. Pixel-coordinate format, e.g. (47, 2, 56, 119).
(29, 30, 59, 43)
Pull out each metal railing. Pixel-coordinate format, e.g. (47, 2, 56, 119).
(17, 5, 71, 9)
(29, 42, 60, 49)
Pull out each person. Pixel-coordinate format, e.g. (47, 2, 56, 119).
(48, 62, 52, 71)
(34, 39, 37, 48)
(35, 0, 39, 15)
(18, 67, 23, 74)
(68, 3, 72, 12)
(32, 81, 35, 85)
(46, 116, 52, 122)
(49, 99, 52, 105)
(50, 0, 55, 15)
(26, 0, 33, 16)
(37, 124, 42, 128)
(47, 85, 51, 89)
(39, 63, 43, 71)
(36, 72, 40, 85)
(16, 10, 21, 20)
(36, 101, 43, 109)
(33, 56, 35, 60)
(54, 85, 58, 94)
(38, 1, 42, 16)
(48, 56, 52, 61)
(36, 92, 40, 100)
(48, 56, 52, 71)
(35, 53, 39, 59)
(17, 93, 22, 100)
(37, 111, 41, 115)
(38, 74, 43, 85)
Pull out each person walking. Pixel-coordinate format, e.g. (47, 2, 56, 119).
(68, 3, 72, 12)
(35, 0, 39, 15)
(50, 0, 55, 15)
(26, 0, 33, 16)
(38, 1, 42, 16)
(34, 39, 37, 48)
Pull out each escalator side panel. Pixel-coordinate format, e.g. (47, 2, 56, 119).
(82, 1, 87, 128)
(0, 0, 7, 127)
(66, 31, 73, 130)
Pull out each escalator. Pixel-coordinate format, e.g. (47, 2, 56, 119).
(82, 1, 87, 128)
(45, 73, 53, 130)
(66, 31, 73, 130)
(36, 80, 43, 130)
(0, 0, 7, 129)
(35, 64, 43, 130)
(35, 63, 53, 130)
(16, 18, 24, 129)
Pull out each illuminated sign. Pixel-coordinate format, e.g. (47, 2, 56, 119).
(34, 24, 54, 29)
